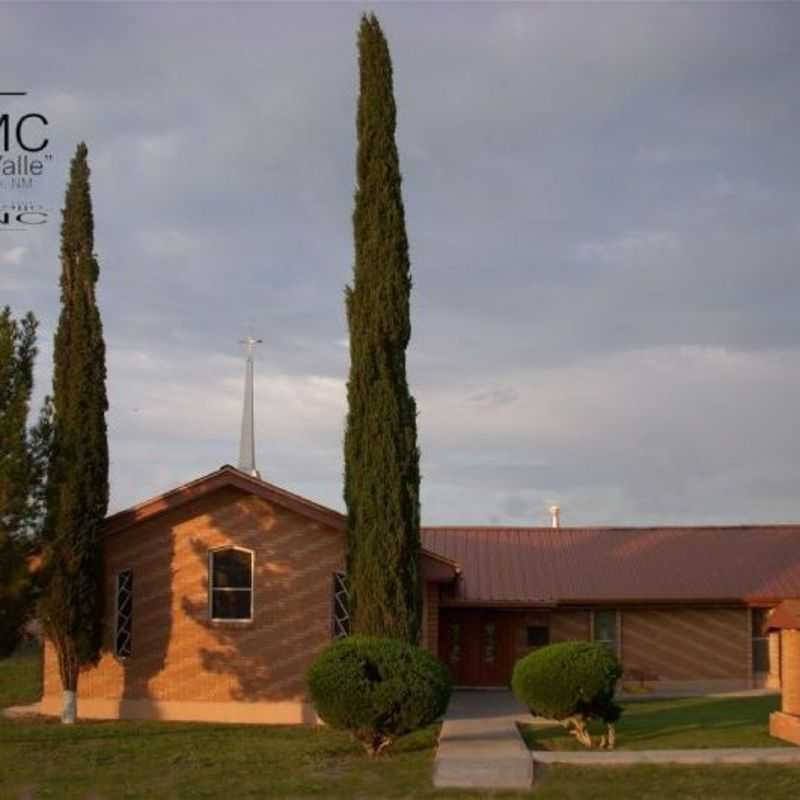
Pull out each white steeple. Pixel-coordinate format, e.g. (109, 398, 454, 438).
(238, 334, 262, 478)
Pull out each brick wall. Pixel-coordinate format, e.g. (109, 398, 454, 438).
(42, 486, 345, 722)
(423, 583, 439, 656)
(550, 609, 591, 643)
(512, 610, 550, 663)
(621, 607, 750, 683)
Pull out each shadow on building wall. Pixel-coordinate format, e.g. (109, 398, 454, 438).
(114, 502, 176, 717)
(178, 489, 340, 723)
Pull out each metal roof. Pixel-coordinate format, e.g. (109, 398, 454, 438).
(422, 525, 800, 605)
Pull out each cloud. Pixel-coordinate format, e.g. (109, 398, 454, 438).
(571, 232, 680, 267)
(1, 245, 28, 265)
(2, 2, 799, 525)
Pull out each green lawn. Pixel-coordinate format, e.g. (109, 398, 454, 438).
(0, 639, 42, 708)
(2, 647, 799, 798)
(519, 695, 790, 751)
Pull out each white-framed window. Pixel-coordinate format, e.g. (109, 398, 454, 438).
(114, 569, 133, 659)
(208, 547, 254, 622)
(592, 609, 619, 656)
(332, 571, 350, 639)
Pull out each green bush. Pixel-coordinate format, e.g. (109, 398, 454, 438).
(307, 635, 451, 755)
(512, 641, 623, 749)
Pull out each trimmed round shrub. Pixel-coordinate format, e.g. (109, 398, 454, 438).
(307, 636, 452, 755)
(512, 641, 622, 748)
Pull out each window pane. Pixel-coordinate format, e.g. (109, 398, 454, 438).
(527, 625, 549, 648)
(751, 608, 768, 638)
(752, 638, 769, 673)
(212, 549, 252, 589)
(484, 623, 496, 664)
(115, 570, 133, 658)
(594, 610, 616, 643)
(212, 589, 252, 620)
(449, 624, 461, 664)
(332, 572, 350, 639)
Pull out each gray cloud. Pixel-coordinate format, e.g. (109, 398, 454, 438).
(2, 2, 799, 524)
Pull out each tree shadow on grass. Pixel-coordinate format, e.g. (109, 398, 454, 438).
(522, 695, 784, 750)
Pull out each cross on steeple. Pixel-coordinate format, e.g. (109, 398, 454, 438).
(238, 334, 262, 478)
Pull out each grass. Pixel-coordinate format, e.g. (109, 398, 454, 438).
(519, 695, 789, 751)
(529, 765, 800, 799)
(0, 638, 42, 709)
(2, 646, 799, 798)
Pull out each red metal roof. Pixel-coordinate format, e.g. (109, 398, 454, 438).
(422, 525, 800, 605)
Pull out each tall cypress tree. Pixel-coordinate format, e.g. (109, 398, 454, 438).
(39, 143, 109, 723)
(344, 14, 421, 642)
(0, 307, 38, 656)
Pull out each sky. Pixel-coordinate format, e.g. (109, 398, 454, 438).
(2, 2, 799, 526)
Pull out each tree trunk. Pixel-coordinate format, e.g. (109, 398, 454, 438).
(55, 634, 79, 724)
(61, 689, 77, 724)
(562, 716, 593, 748)
(605, 723, 616, 750)
(365, 733, 393, 756)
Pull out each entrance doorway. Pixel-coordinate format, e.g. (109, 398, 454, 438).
(438, 608, 520, 687)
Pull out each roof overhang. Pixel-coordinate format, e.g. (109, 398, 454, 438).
(420, 550, 461, 583)
(103, 465, 346, 536)
(766, 599, 800, 631)
(556, 597, 748, 607)
(439, 599, 557, 609)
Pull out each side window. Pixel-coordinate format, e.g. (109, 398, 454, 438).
(593, 609, 618, 656)
(751, 608, 770, 673)
(332, 571, 350, 639)
(527, 625, 549, 648)
(449, 623, 461, 664)
(209, 548, 254, 621)
(483, 623, 497, 664)
(115, 570, 133, 659)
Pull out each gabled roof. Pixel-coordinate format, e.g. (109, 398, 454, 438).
(103, 464, 345, 536)
(103, 465, 458, 582)
(422, 525, 800, 605)
(766, 599, 800, 631)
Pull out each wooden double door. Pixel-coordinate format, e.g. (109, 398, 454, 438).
(438, 608, 519, 687)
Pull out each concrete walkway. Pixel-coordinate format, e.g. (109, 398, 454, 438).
(433, 690, 534, 790)
(533, 747, 800, 766)
(2, 703, 40, 719)
(434, 690, 800, 790)
(618, 688, 779, 702)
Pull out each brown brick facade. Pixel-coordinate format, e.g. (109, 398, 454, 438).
(423, 582, 439, 657)
(620, 607, 751, 689)
(550, 609, 591, 643)
(512, 610, 551, 663)
(781, 628, 800, 716)
(37, 466, 772, 718)
(41, 486, 345, 723)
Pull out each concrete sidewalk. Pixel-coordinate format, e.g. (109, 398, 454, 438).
(2, 703, 40, 719)
(533, 747, 800, 766)
(433, 690, 800, 790)
(433, 690, 533, 789)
